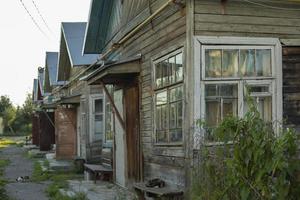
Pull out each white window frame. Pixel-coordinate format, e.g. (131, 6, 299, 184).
(194, 36, 282, 147)
(89, 94, 105, 143)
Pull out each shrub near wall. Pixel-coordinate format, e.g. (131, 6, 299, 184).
(192, 98, 300, 200)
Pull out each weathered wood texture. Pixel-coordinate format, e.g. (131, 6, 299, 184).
(55, 107, 77, 159)
(102, 0, 187, 186)
(194, 0, 300, 38)
(39, 112, 55, 151)
(283, 47, 300, 131)
(32, 114, 39, 146)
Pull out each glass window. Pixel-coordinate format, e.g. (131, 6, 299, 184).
(205, 48, 272, 78)
(205, 84, 238, 127)
(94, 99, 104, 135)
(154, 51, 184, 144)
(155, 53, 183, 89)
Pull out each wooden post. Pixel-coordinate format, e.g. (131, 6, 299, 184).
(99, 80, 126, 131)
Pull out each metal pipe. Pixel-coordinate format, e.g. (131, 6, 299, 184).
(101, 0, 177, 60)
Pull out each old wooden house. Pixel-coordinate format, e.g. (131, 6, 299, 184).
(30, 0, 300, 198)
(80, 0, 300, 198)
(53, 22, 105, 160)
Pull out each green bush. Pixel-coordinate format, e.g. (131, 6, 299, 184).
(192, 97, 300, 200)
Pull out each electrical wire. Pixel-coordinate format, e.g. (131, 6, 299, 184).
(31, 0, 55, 36)
(242, 0, 300, 11)
(18, 0, 49, 38)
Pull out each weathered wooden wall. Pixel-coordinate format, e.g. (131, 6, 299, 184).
(39, 111, 55, 151)
(103, 0, 187, 186)
(194, 0, 300, 38)
(55, 106, 77, 159)
(283, 47, 300, 131)
(32, 114, 39, 146)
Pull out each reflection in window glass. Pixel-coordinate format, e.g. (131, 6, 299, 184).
(240, 49, 255, 76)
(205, 49, 222, 77)
(162, 60, 169, 86)
(156, 91, 167, 105)
(244, 96, 272, 122)
(156, 62, 162, 88)
(222, 50, 238, 77)
(169, 57, 176, 84)
(256, 49, 271, 76)
(205, 84, 238, 127)
(175, 53, 183, 82)
(95, 99, 103, 113)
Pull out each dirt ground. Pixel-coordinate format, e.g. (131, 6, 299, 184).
(1, 146, 50, 200)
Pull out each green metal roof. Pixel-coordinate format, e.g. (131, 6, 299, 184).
(83, 0, 114, 54)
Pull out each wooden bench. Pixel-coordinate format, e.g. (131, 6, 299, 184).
(133, 182, 184, 200)
(84, 148, 113, 183)
(84, 163, 113, 183)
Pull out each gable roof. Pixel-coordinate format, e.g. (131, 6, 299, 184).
(61, 22, 99, 66)
(38, 67, 45, 96)
(45, 52, 59, 86)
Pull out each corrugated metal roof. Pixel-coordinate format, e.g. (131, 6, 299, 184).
(45, 52, 59, 86)
(62, 22, 99, 66)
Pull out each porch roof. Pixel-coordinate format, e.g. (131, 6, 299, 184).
(85, 54, 141, 85)
(58, 94, 81, 105)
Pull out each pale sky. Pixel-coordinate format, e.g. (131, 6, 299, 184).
(0, 0, 91, 106)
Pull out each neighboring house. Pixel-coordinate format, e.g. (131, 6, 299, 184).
(81, 0, 300, 197)
(53, 22, 100, 160)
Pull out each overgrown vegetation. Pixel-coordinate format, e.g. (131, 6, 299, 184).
(192, 96, 300, 200)
(32, 161, 87, 200)
(0, 94, 34, 136)
(0, 159, 10, 199)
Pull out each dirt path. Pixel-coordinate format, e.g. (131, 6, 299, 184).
(1, 146, 50, 200)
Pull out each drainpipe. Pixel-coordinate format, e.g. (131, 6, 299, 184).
(101, 0, 184, 60)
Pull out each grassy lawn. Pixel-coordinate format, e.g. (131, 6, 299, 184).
(32, 161, 87, 200)
(0, 158, 10, 199)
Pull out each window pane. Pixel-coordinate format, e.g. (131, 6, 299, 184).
(161, 105, 168, 129)
(169, 103, 176, 129)
(170, 86, 183, 102)
(205, 49, 221, 77)
(95, 99, 103, 113)
(222, 49, 238, 77)
(156, 91, 167, 105)
(220, 85, 238, 97)
(206, 101, 220, 127)
(248, 85, 269, 93)
(257, 97, 272, 122)
(156, 62, 162, 88)
(175, 53, 183, 81)
(205, 84, 218, 97)
(177, 101, 183, 128)
(169, 57, 176, 84)
(161, 60, 169, 86)
(105, 103, 113, 141)
(240, 49, 255, 76)
(156, 106, 162, 130)
(157, 131, 168, 143)
(95, 114, 103, 134)
(170, 129, 182, 142)
(256, 49, 271, 76)
(223, 99, 238, 118)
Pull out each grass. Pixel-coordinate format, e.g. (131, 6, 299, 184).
(0, 138, 17, 148)
(32, 161, 87, 200)
(0, 159, 10, 199)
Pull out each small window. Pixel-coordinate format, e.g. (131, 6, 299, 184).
(205, 48, 272, 78)
(94, 99, 103, 135)
(105, 85, 114, 143)
(154, 50, 184, 144)
(155, 52, 183, 88)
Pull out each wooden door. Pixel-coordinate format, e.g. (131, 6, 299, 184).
(114, 89, 126, 187)
(39, 111, 55, 151)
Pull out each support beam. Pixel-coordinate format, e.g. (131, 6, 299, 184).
(99, 81, 126, 131)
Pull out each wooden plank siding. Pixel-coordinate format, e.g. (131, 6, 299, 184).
(283, 47, 300, 131)
(101, 0, 187, 186)
(194, 0, 300, 38)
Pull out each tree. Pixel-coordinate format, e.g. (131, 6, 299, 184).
(0, 96, 13, 117)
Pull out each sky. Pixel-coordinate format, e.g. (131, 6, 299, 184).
(0, 0, 91, 106)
